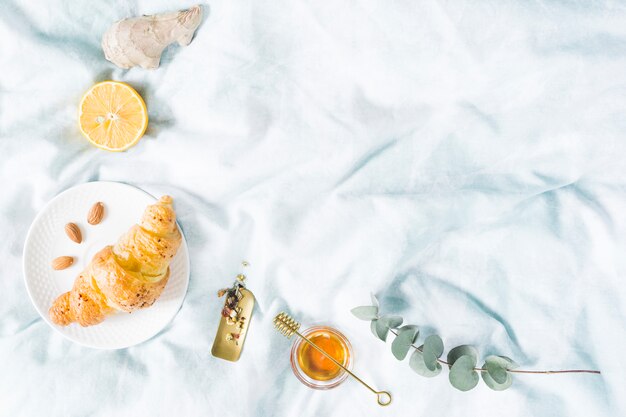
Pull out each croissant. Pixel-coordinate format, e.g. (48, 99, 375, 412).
(49, 196, 182, 327)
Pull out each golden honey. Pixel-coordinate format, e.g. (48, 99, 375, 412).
(296, 328, 350, 381)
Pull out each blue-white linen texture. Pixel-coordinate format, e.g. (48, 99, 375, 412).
(0, 1, 624, 416)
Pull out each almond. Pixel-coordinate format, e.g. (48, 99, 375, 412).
(51, 256, 74, 270)
(65, 223, 82, 243)
(87, 202, 105, 225)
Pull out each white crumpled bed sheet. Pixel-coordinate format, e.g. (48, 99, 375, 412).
(0, 1, 624, 416)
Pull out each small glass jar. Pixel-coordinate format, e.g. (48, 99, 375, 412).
(290, 325, 353, 390)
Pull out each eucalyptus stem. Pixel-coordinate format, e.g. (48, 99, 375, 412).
(388, 329, 601, 375)
(352, 298, 601, 391)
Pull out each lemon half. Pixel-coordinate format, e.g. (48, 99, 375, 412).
(78, 81, 148, 152)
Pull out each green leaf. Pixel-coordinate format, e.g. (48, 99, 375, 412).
(447, 345, 478, 367)
(375, 319, 389, 341)
(423, 335, 444, 357)
(480, 356, 516, 390)
(481, 368, 512, 391)
(379, 315, 403, 329)
(449, 355, 479, 391)
(495, 355, 518, 370)
(484, 356, 511, 384)
(398, 324, 419, 338)
(391, 325, 419, 360)
(351, 306, 379, 320)
(486, 363, 507, 384)
(409, 348, 442, 377)
(422, 335, 444, 371)
(370, 319, 378, 338)
(370, 293, 379, 308)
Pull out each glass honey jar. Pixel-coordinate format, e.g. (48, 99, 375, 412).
(289, 326, 353, 389)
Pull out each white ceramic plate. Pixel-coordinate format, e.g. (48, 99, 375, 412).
(23, 181, 190, 349)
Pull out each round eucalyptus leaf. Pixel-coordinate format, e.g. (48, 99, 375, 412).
(484, 355, 517, 368)
(421, 335, 444, 370)
(484, 355, 517, 383)
(391, 326, 419, 360)
(375, 319, 390, 341)
(351, 306, 379, 321)
(422, 351, 439, 371)
(391, 337, 412, 360)
(486, 363, 507, 384)
(409, 349, 442, 377)
(481, 368, 513, 391)
(398, 324, 419, 336)
(496, 355, 519, 370)
(370, 319, 379, 338)
(484, 358, 508, 384)
(379, 315, 403, 329)
(449, 355, 479, 391)
(423, 335, 444, 358)
(447, 345, 478, 367)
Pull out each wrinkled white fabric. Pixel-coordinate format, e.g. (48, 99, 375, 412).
(0, 1, 624, 416)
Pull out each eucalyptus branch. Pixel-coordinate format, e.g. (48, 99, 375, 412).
(352, 296, 601, 392)
(387, 329, 601, 375)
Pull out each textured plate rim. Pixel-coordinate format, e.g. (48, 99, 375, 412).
(22, 181, 190, 350)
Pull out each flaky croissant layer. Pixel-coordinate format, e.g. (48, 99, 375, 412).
(49, 196, 182, 327)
